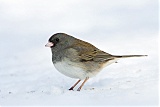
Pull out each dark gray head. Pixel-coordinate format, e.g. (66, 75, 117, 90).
(45, 33, 76, 52)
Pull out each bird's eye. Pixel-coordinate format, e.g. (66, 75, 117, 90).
(55, 38, 59, 42)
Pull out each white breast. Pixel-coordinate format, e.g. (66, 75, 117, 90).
(54, 60, 98, 80)
(54, 58, 119, 80)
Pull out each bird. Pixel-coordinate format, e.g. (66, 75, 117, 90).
(45, 33, 147, 91)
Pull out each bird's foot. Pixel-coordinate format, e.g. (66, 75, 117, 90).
(69, 87, 74, 91)
(77, 87, 81, 91)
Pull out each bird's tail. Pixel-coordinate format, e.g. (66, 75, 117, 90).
(114, 55, 147, 58)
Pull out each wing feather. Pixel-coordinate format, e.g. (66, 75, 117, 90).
(65, 40, 114, 62)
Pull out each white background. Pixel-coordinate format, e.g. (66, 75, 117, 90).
(0, 0, 158, 106)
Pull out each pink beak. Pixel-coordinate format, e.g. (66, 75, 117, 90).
(45, 42, 54, 47)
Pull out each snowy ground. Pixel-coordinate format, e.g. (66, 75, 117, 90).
(0, 35, 158, 106)
(0, 0, 159, 106)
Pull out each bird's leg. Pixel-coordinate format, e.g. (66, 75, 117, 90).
(69, 79, 81, 91)
(77, 77, 89, 91)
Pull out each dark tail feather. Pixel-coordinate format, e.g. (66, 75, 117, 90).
(114, 55, 148, 58)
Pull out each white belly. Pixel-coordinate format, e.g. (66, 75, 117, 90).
(54, 58, 119, 80)
(54, 61, 98, 80)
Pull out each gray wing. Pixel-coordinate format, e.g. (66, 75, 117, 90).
(65, 41, 114, 63)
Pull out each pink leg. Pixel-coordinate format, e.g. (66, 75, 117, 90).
(69, 79, 81, 90)
(77, 77, 89, 91)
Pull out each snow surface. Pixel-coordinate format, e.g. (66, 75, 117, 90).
(0, 0, 159, 106)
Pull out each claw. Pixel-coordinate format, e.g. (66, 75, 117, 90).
(69, 87, 74, 91)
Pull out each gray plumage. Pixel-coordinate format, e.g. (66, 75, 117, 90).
(45, 33, 147, 91)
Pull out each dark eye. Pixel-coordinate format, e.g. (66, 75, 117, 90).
(55, 38, 59, 42)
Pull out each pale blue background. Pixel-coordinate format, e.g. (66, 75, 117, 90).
(0, 0, 158, 55)
(0, 0, 158, 106)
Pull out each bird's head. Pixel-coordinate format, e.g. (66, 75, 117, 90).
(45, 33, 75, 51)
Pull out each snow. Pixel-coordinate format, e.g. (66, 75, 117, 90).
(0, 0, 159, 106)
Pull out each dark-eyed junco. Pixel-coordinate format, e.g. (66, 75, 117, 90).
(45, 33, 147, 91)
